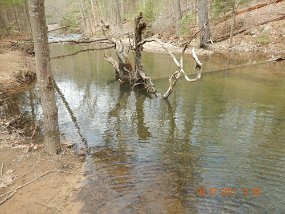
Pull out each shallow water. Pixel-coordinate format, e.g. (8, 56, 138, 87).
(10, 44, 285, 213)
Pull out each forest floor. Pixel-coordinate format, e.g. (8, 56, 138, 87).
(142, 0, 285, 57)
(209, 0, 285, 55)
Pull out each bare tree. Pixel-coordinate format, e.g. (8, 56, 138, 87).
(229, 0, 240, 49)
(175, 0, 182, 35)
(115, 0, 122, 28)
(28, 0, 60, 155)
(102, 14, 203, 99)
(197, 0, 210, 48)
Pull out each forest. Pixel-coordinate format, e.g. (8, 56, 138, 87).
(0, 0, 285, 213)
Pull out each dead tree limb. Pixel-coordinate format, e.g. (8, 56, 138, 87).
(137, 34, 203, 99)
(48, 38, 109, 44)
(51, 45, 114, 59)
(163, 48, 202, 99)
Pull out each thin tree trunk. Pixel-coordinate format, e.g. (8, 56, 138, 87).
(15, 7, 22, 32)
(175, 0, 182, 35)
(229, 0, 240, 49)
(115, 0, 122, 27)
(90, 0, 97, 28)
(197, 0, 210, 48)
(79, 0, 92, 34)
(28, 0, 60, 155)
(80, 0, 93, 35)
(24, 0, 32, 35)
(229, 7, 236, 49)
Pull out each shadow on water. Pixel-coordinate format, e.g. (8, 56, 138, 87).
(4, 44, 285, 213)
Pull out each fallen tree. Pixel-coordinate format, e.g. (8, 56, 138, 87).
(101, 14, 204, 99)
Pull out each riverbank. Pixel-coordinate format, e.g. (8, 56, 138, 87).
(0, 43, 85, 213)
(0, 147, 84, 213)
(0, 46, 35, 95)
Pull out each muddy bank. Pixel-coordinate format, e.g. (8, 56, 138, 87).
(0, 147, 84, 213)
(0, 49, 35, 95)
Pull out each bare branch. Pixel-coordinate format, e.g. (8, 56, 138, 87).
(51, 45, 115, 59)
(163, 48, 202, 99)
(137, 38, 181, 67)
(182, 20, 209, 54)
(163, 70, 181, 99)
(180, 48, 202, 82)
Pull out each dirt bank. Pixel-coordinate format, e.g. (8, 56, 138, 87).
(0, 147, 84, 213)
(0, 49, 35, 95)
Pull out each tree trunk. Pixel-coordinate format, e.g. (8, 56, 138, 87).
(14, 7, 22, 32)
(197, 0, 210, 48)
(175, 0, 182, 35)
(115, 0, 122, 27)
(229, 0, 239, 49)
(28, 0, 60, 155)
(90, 0, 97, 28)
(177, 0, 182, 19)
(229, 5, 236, 49)
(24, 0, 32, 35)
(79, 0, 93, 35)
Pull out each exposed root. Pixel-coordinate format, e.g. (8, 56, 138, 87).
(13, 70, 36, 84)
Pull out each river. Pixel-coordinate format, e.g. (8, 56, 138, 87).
(6, 43, 285, 213)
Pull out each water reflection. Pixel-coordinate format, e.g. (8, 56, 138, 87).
(7, 44, 285, 213)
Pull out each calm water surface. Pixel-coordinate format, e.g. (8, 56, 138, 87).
(10, 44, 285, 213)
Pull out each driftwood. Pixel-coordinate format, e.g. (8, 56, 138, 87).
(102, 14, 204, 98)
(101, 14, 157, 95)
(163, 48, 202, 99)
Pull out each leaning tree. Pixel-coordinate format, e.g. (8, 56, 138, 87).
(102, 14, 203, 99)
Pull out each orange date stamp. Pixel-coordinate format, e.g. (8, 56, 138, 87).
(196, 186, 262, 197)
